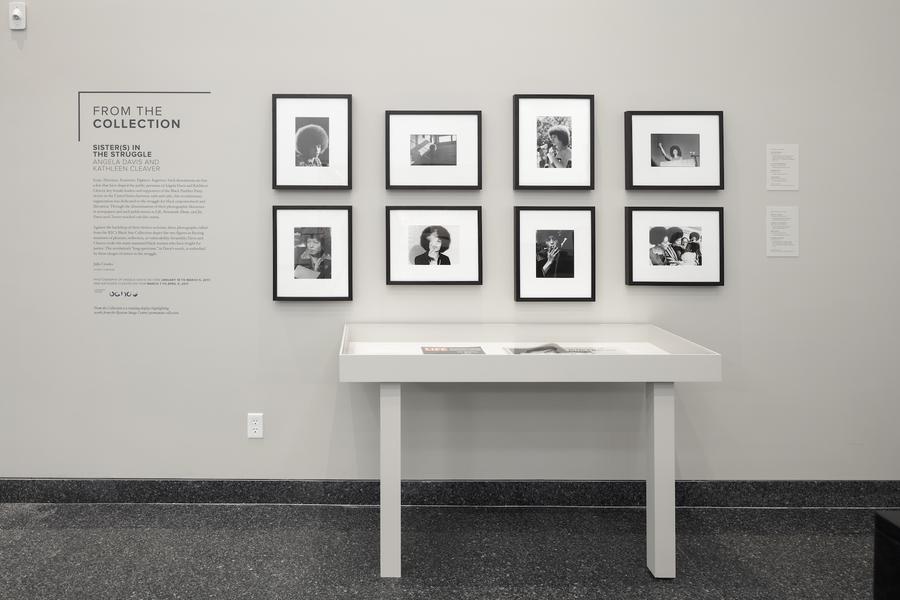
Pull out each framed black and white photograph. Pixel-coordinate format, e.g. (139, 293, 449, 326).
(272, 94, 351, 189)
(515, 206, 595, 301)
(385, 111, 482, 189)
(624, 111, 723, 190)
(386, 206, 482, 284)
(513, 95, 594, 190)
(625, 207, 724, 286)
(273, 206, 352, 300)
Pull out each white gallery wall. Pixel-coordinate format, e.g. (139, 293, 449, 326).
(2, 0, 899, 480)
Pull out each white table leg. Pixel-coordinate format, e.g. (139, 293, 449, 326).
(380, 383, 402, 578)
(646, 381, 676, 578)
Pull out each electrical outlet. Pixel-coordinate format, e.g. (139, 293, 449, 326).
(247, 413, 263, 439)
(9, 2, 26, 30)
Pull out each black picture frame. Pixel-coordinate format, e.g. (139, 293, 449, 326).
(624, 111, 724, 190)
(625, 206, 724, 286)
(272, 94, 352, 190)
(514, 206, 596, 301)
(513, 94, 595, 190)
(272, 205, 353, 301)
(385, 110, 482, 190)
(385, 206, 483, 285)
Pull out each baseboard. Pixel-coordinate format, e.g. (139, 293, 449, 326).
(0, 479, 898, 507)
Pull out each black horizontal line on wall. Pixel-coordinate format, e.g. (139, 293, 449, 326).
(1, 480, 899, 508)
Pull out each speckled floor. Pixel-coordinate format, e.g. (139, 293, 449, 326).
(0, 504, 873, 599)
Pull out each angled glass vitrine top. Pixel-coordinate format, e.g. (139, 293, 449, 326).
(339, 323, 721, 383)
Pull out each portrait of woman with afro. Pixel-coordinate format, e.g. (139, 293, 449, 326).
(295, 117, 330, 167)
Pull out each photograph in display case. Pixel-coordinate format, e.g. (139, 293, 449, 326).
(513, 95, 594, 190)
(625, 206, 724, 285)
(386, 206, 482, 284)
(273, 206, 352, 300)
(515, 206, 595, 301)
(272, 94, 351, 189)
(385, 111, 482, 189)
(624, 111, 724, 190)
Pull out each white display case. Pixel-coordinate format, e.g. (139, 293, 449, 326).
(338, 322, 722, 579)
(340, 322, 720, 383)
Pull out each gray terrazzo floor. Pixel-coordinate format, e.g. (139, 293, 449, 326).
(0, 504, 874, 599)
